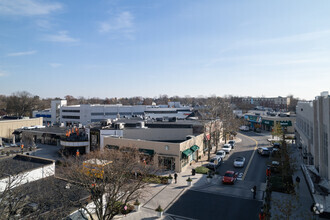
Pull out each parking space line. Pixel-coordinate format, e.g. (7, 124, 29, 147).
(240, 134, 258, 180)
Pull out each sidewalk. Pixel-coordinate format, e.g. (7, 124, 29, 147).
(270, 144, 315, 219)
(119, 138, 242, 219)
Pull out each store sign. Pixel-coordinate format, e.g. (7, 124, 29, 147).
(280, 121, 292, 126)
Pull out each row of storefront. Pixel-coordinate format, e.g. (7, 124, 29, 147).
(103, 134, 205, 173)
(244, 115, 295, 133)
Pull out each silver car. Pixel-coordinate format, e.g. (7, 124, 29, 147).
(233, 157, 246, 167)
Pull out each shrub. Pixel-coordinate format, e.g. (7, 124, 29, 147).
(168, 174, 173, 179)
(134, 199, 140, 206)
(186, 177, 192, 182)
(142, 174, 168, 184)
(155, 205, 163, 212)
(195, 166, 209, 174)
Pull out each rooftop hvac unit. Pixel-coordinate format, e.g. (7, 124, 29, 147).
(115, 123, 125, 130)
(101, 119, 112, 126)
(137, 121, 145, 128)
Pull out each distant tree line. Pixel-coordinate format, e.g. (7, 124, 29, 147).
(0, 91, 300, 118)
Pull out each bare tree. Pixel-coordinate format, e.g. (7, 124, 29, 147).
(199, 97, 222, 161)
(58, 148, 155, 220)
(6, 91, 38, 117)
(0, 160, 31, 219)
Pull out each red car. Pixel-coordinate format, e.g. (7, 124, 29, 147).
(222, 171, 238, 184)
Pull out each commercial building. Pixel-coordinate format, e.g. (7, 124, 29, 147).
(0, 117, 43, 144)
(296, 91, 330, 179)
(241, 96, 292, 110)
(33, 100, 192, 126)
(0, 154, 55, 192)
(244, 111, 296, 133)
(87, 119, 213, 173)
(295, 91, 330, 214)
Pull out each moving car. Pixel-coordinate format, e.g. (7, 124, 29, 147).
(222, 171, 238, 184)
(207, 157, 221, 169)
(257, 147, 270, 156)
(228, 140, 236, 149)
(233, 157, 246, 167)
(215, 150, 226, 160)
(222, 144, 232, 154)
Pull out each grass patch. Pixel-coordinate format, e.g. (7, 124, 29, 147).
(143, 174, 168, 184)
(195, 166, 209, 174)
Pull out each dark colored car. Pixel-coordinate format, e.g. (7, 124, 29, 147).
(257, 147, 270, 156)
(228, 140, 235, 149)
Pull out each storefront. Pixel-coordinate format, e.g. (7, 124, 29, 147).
(158, 156, 176, 171)
(139, 148, 154, 165)
(181, 145, 200, 167)
(262, 119, 274, 131)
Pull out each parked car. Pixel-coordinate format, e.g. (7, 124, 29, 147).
(233, 157, 246, 167)
(239, 126, 250, 131)
(215, 150, 226, 160)
(228, 140, 236, 149)
(222, 171, 238, 184)
(222, 144, 232, 154)
(272, 142, 281, 149)
(270, 161, 280, 173)
(257, 147, 270, 156)
(10, 143, 18, 147)
(207, 157, 222, 169)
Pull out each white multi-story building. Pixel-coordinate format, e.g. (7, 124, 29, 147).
(296, 91, 330, 180)
(33, 100, 67, 125)
(33, 100, 192, 126)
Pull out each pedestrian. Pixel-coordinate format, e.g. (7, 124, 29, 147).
(174, 173, 178, 184)
(296, 176, 301, 188)
(266, 167, 271, 179)
(259, 211, 265, 220)
(251, 185, 257, 199)
(124, 205, 127, 216)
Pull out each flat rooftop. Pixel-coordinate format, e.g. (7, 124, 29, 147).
(0, 154, 54, 178)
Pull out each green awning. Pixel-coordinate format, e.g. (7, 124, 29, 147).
(182, 148, 193, 157)
(190, 145, 199, 152)
(139, 149, 154, 155)
(262, 120, 274, 126)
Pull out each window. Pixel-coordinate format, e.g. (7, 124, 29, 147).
(62, 115, 80, 119)
(62, 109, 80, 113)
(91, 112, 104, 116)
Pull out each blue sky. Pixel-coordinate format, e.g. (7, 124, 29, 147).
(0, 0, 330, 100)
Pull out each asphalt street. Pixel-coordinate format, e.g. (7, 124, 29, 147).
(166, 190, 262, 220)
(166, 131, 272, 220)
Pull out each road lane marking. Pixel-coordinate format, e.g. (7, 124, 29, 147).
(240, 134, 258, 180)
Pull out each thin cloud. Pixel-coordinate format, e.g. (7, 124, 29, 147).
(0, 0, 62, 16)
(0, 70, 7, 77)
(7, 50, 37, 57)
(36, 20, 52, 29)
(99, 11, 135, 39)
(49, 63, 62, 68)
(259, 30, 330, 45)
(43, 31, 78, 43)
